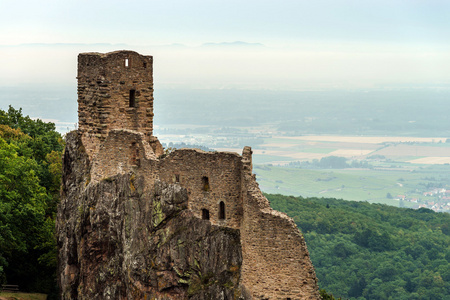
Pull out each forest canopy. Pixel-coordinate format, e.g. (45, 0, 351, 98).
(267, 193, 450, 300)
(0, 106, 63, 295)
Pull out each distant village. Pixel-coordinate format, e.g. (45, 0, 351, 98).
(397, 188, 450, 212)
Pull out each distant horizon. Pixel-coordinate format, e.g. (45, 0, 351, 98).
(1, 41, 450, 91)
(2, 0, 450, 91)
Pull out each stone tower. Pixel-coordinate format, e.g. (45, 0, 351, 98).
(77, 50, 156, 157)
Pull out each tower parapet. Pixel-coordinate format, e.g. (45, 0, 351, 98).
(77, 50, 154, 156)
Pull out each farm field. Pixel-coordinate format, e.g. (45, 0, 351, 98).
(255, 166, 414, 205)
(216, 135, 450, 165)
(249, 135, 450, 211)
(251, 135, 450, 165)
(255, 164, 450, 207)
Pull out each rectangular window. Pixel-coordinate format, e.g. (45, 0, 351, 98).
(202, 209, 210, 220)
(125, 58, 129, 67)
(129, 90, 136, 107)
(202, 176, 209, 191)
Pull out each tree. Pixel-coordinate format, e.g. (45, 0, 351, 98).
(0, 106, 63, 295)
(0, 138, 48, 285)
(319, 156, 349, 169)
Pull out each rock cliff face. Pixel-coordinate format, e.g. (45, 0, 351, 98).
(57, 50, 320, 299)
(58, 132, 245, 299)
(57, 131, 320, 299)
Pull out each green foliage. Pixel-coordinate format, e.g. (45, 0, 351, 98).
(320, 289, 342, 299)
(0, 106, 63, 296)
(267, 193, 450, 300)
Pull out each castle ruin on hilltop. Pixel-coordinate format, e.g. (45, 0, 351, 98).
(57, 50, 320, 299)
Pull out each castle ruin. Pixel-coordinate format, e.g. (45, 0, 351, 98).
(57, 50, 320, 299)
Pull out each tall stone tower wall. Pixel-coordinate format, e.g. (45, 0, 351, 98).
(77, 51, 154, 156)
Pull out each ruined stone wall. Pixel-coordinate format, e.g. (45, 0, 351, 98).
(240, 181, 320, 299)
(88, 132, 245, 229)
(77, 51, 154, 157)
(158, 149, 244, 229)
(90, 129, 156, 183)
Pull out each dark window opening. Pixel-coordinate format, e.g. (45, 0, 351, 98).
(143, 62, 147, 68)
(202, 209, 210, 220)
(219, 201, 225, 220)
(125, 58, 129, 67)
(129, 90, 136, 107)
(202, 176, 209, 191)
(175, 174, 180, 183)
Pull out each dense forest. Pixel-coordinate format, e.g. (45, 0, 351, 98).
(267, 194, 450, 300)
(0, 106, 62, 297)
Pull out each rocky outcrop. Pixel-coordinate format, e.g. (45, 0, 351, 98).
(57, 132, 245, 299)
(57, 129, 321, 299)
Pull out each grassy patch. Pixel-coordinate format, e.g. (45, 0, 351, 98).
(255, 165, 432, 206)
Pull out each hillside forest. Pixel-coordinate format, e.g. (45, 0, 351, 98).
(0, 106, 62, 297)
(0, 106, 449, 299)
(268, 194, 450, 299)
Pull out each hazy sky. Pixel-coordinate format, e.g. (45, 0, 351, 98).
(1, 0, 450, 90)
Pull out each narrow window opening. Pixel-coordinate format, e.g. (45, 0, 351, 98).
(129, 90, 136, 107)
(202, 176, 209, 191)
(219, 201, 225, 220)
(125, 58, 129, 67)
(175, 174, 180, 183)
(202, 209, 210, 220)
(143, 62, 147, 68)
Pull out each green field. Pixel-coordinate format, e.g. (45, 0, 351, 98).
(254, 164, 450, 208)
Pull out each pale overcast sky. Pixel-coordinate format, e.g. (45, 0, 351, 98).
(1, 0, 450, 90)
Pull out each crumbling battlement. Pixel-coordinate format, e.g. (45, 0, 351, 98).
(57, 50, 320, 299)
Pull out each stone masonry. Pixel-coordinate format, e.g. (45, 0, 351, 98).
(57, 50, 320, 299)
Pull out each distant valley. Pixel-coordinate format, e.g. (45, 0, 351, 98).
(2, 87, 450, 211)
